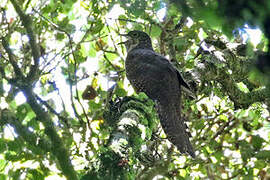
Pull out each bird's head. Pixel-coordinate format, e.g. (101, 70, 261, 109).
(119, 30, 153, 52)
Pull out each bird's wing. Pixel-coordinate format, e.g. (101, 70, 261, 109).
(149, 52, 191, 90)
(176, 70, 191, 90)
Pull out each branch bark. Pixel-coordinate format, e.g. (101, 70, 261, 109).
(107, 96, 158, 155)
(1, 37, 24, 79)
(10, 0, 41, 81)
(21, 85, 78, 180)
(104, 96, 177, 179)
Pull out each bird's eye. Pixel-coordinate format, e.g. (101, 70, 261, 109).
(132, 32, 138, 37)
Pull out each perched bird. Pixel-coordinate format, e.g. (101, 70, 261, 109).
(120, 30, 195, 158)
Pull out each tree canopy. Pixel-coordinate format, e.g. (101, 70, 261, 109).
(0, 0, 270, 179)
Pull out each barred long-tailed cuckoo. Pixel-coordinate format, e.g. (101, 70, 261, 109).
(120, 30, 195, 158)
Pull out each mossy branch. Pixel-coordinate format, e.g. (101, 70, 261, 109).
(99, 95, 169, 179)
(194, 48, 270, 109)
(106, 95, 158, 156)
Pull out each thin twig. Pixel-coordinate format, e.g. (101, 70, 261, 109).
(107, 17, 145, 25)
(66, 33, 91, 129)
(103, 53, 120, 72)
(33, 7, 90, 128)
(35, 95, 70, 127)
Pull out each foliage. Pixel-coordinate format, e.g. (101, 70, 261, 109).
(0, 0, 270, 179)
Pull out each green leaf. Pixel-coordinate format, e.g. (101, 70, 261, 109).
(218, 114, 228, 121)
(74, 50, 86, 63)
(200, 9, 222, 29)
(150, 25, 162, 37)
(65, 24, 76, 34)
(213, 151, 223, 161)
(8, 169, 21, 179)
(194, 120, 204, 130)
(175, 38, 187, 51)
(236, 82, 249, 93)
(56, 32, 65, 41)
(130, 1, 145, 16)
(239, 140, 254, 161)
(209, 140, 220, 150)
(27, 118, 39, 130)
(254, 160, 266, 169)
(0, 159, 7, 172)
(0, 139, 6, 153)
(5, 152, 21, 162)
(118, 15, 128, 26)
(115, 87, 127, 97)
(27, 169, 44, 180)
(89, 43, 97, 57)
(7, 140, 21, 152)
(91, 20, 104, 34)
(167, 5, 179, 17)
(0, 174, 7, 180)
(133, 24, 144, 31)
(88, 101, 102, 111)
(255, 150, 270, 160)
(185, 59, 195, 69)
(251, 135, 265, 150)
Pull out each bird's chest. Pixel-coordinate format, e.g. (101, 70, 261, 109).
(125, 50, 156, 74)
(125, 58, 145, 76)
(125, 51, 154, 91)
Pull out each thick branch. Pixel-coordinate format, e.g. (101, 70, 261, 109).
(1, 37, 24, 78)
(108, 109, 141, 155)
(218, 72, 270, 108)
(106, 96, 159, 156)
(103, 96, 176, 179)
(21, 86, 78, 180)
(10, 0, 40, 81)
(195, 49, 270, 108)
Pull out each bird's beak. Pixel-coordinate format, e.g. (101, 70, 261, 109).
(119, 33, 128, 37)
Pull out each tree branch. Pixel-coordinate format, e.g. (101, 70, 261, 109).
(21, 86, 78, 180)
(102, 96, 176, 178)
(194, 46, 270, 109)
(1, 37, 24, 78)
(137, 147, 174, 180)
(35, 95, 70, 128)
(10, 0, 41, 81)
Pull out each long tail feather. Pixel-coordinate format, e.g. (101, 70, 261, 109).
(156, 100, 195, 158)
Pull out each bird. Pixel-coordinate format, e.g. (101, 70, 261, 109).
(120, 30, 195, 158)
